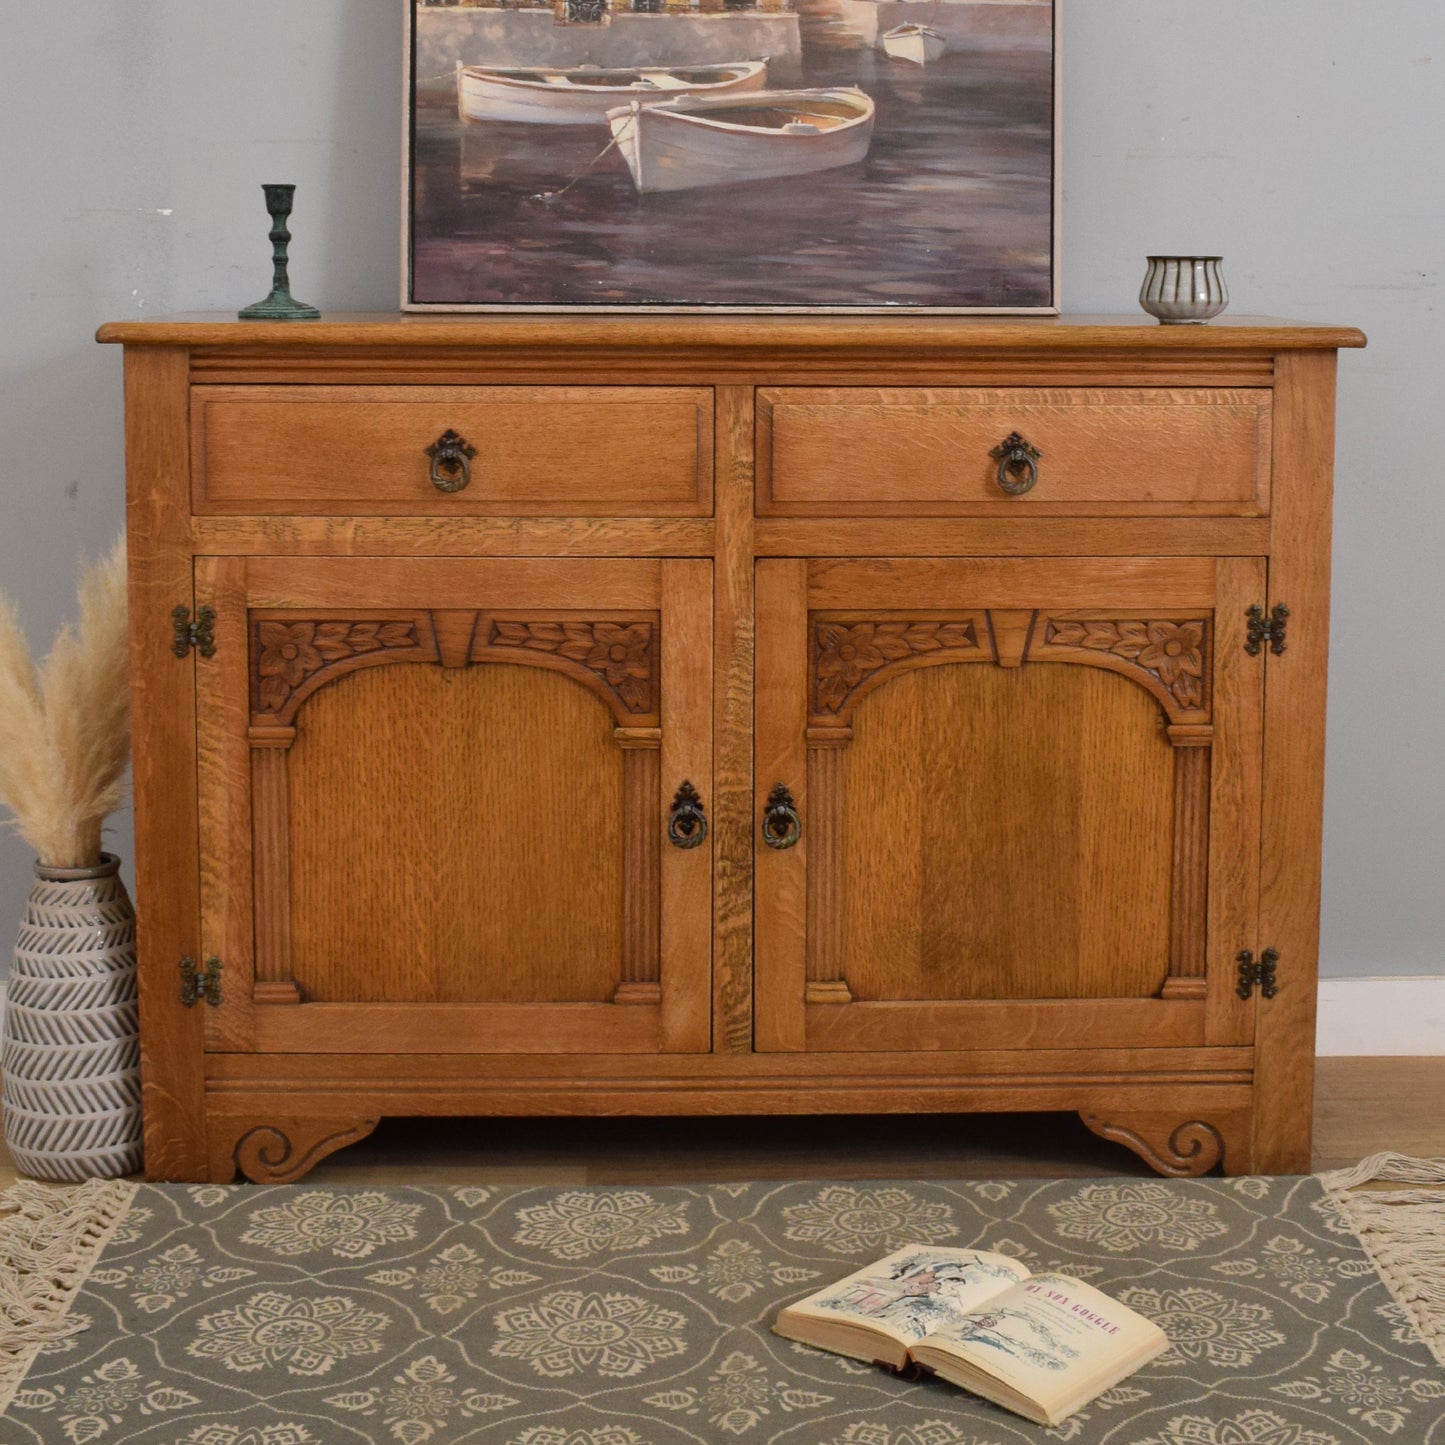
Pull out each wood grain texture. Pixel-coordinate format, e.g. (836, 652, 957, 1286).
(838, 664, 1175, 1005)
(193, 385, 713, 516)
(1254, 352, 1338, 1170)
(208, 1116, 380, 1184)
(200, 1066, 1247, 1133)
(659, 559, 713, 1052)
(806, 999, 1204, 1053)
(1204, 558, 1266, 1046)
(711, 387, 755, 1052)
(251, 1003, 662, 1055)
(621, 743, 662, 989)
(753, 560, 808, 1052)
(249, 743, 298, 1008)
(124, 348, 208, 1181)
(206, 1045, 1254, 1088)
(1079, 1109, 1252, 1177)
(285, 662, 625, 1006)
(244, 556, 662, 611)
(187, 359, 1283, 391)
(195, 557, 262, 1045)
(760, 387, 1271, 516)
(756, 518, 1271, 558)
(805, 741, 846, 988)
(1166, 741, 1211, 987)
(807, 557, 1219, 611)
(96, 312, 1367, 353)
(195, 517, 717, 558)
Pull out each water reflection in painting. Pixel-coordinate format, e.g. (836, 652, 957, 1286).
(407, 0, 1054, 309)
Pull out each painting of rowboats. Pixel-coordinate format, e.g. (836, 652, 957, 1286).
(405, 0, 1057, 311)
(609, 88, 876, 193)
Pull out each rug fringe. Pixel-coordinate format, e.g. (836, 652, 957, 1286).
(0, 1177, 137, 1414)
(1320, 1151, 1445, 1367)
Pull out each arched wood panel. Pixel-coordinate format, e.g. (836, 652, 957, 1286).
(839, 662, 1175, 1001)
(285, 662, 625, 1004)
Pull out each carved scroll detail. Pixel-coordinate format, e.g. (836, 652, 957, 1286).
(210, 1117, 380, 1184)
(489, 621, 655, 717)
(254, 620, 424, 719)
(813, 620, 981, 718)
(1080, 1112, 1229, 1177)
(1043, 619, 1210, 713)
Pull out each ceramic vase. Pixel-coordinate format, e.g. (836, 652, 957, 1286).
(2, 854, 142, 1180)
(1139, 256, 1229, 324)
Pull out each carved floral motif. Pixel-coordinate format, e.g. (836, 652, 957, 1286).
(1045, 619, 1208, 710)
(490, 621, 654, 715)
(813, 620, 979, 715)
(255, 621, 419, 714)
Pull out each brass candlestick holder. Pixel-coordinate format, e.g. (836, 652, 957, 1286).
(239, 184, 320, 321)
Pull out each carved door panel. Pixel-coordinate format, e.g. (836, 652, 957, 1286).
(194, 557, 712, 1055)
(755, 557, 1264, 1053)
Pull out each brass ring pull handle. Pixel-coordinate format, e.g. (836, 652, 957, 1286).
(426, 429, 477, 493)
(762, 782, 802, 850)
(668, 781, 708, 849)
(989, 431, 1042, 496)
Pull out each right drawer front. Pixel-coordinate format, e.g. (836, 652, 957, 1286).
(759, 387, 1272, 515)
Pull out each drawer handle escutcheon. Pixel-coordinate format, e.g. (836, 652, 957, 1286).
(668, 781, 708, 849)
(990, 431, 1042, 496)
(762, 783, 802, 850)
(426, 429, 477, 493)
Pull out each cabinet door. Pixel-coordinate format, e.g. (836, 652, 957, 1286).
(195, 557, 711, 1054)
(755, 557, 1263, 1053)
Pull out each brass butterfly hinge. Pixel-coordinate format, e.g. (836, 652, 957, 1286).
(171, 605, 217, 659)
(1244, 603, 1289, 657)
(180, 955, 223, 1008)
(1236, 948, 1279, 1000)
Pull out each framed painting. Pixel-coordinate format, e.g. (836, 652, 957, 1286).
(403, 0, 1058, 312)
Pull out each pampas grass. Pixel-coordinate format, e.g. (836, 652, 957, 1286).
(0, 539, 129, 868)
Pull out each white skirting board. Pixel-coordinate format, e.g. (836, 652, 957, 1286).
(0, 977, 1439, 1056)
(1314, 976, 1445, 1056)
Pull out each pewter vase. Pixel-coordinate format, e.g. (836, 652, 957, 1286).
(2, 854, 142, 1180)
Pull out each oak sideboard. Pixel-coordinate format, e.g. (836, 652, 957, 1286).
(98, 314, 1365, 1183)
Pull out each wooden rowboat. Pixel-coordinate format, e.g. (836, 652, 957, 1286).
(881, 23, 947, 65)
(606, 87, 875, 194)
(457, 60, 768, 126)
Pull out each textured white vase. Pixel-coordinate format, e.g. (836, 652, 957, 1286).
(1139, 256, 1229, 324)
(2, 854, 142, 1180)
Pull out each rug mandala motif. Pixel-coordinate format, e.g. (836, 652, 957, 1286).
(1, 1175, 1441, 1444)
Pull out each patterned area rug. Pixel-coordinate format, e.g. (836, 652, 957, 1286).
(0, 1159, 1441, 1444)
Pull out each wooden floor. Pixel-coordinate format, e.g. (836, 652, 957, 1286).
(2, 1058, 1441, 1189)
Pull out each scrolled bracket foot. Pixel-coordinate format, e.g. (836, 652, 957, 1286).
(1080, 1110, 1248, 1177)
(208, 1116, 380, 1184)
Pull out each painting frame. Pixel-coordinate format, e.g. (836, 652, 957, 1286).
(401, 0, 1060, 314)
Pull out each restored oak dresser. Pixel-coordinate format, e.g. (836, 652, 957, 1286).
(98, 315, 1365, 1183)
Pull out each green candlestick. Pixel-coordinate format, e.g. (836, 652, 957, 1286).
(239, 184, 321, 321)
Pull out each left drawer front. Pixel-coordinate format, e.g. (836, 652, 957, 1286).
(191, 385, 714, 516)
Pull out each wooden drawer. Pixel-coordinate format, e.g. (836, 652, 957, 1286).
(758, 387, 1272, 516)
(191, 385, 713, 516)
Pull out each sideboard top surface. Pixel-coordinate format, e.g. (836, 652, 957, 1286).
(96, 314, 1367, 355)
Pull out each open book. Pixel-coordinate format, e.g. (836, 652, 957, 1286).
(773, 1246, 1168, 1427)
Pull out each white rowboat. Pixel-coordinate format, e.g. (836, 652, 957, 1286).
(457, 60, 768, 126)
(881, 23, 947, 65)
(607, 87, 875, 194)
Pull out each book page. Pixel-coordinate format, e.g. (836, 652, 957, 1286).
(913, 1272, 1167, 1420)
(781, 1247, 1031, 1346)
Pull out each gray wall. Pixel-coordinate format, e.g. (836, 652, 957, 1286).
(1, 3, 1439, 979)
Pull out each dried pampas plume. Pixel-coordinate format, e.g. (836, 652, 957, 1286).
(0, 539, 130, 868)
